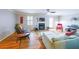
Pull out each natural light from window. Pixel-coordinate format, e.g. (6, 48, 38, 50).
(49, 17, 54, 28)
(27, 16, 33, 25)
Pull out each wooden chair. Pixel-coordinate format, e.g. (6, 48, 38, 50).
(15, 24, 30, 48)
(16, 34, 29, 48)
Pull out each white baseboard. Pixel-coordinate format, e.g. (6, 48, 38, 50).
(0, 32, 14, 42)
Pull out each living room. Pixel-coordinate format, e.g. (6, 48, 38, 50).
(0, 9, 79, 49)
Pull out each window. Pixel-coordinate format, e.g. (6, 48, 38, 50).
(27, 16, 33, 25)
(49, 17, 54, 28)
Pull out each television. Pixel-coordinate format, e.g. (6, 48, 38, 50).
(39, 18, 45, 21)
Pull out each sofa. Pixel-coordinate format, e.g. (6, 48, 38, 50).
(42, 31, 79, 49)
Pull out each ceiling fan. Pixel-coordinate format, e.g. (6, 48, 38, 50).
(46, 9, 56, 13)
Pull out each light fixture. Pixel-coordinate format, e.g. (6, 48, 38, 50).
(46, 9, 56, 13)
(46, 9, 56, 15)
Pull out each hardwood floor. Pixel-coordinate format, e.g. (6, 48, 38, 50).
(0, 32, 46, 49)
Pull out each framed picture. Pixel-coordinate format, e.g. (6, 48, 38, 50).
(39, 18, 45, 22)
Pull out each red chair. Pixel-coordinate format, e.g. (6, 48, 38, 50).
(56, 23, 63, 32)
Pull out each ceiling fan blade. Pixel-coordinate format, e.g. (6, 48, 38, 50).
(50, 12, 56, 13)
(46, 9, 56, 13)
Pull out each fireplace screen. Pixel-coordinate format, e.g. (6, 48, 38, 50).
(39, 23, 45, 30)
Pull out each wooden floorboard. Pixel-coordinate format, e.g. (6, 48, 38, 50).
(0, 32, 46, 49)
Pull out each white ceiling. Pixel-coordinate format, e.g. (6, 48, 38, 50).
(14, 9, 79, 15)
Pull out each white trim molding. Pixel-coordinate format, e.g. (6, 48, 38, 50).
(0, 32, 14, 42)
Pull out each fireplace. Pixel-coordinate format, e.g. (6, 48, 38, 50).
(39, 23, 45, 30)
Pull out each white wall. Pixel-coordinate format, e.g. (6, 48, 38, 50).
(0, 9, 16, 40)
(16, 13, 49, 31)
(23, 15, 49, 31)
(15, 12, 79, 32)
